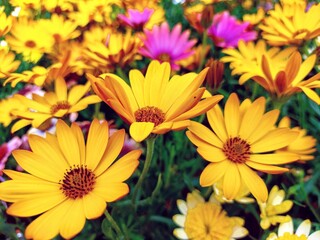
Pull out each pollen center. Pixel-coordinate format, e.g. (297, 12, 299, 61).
(50, 100, 71, 114)
(223, 137, 251, 163)
(134, 106, 165, 126)
(158, 53, 171, 62)
(60, 166, 96, 199)
(25, 40, 36, 48)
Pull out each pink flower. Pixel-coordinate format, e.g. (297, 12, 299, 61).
(0, 137, 23, 174)
(118, 8, 154, 31)
(207, 11, 257, 48)
(139, 22, 197, 70)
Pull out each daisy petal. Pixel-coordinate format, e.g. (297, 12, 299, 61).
(129, 122, 154, 142)
(199, 161, 228, 187)
(82, 192, 106, 219)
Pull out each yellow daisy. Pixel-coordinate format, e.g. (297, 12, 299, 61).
(10, 77, 101, 132)
(87, 60, 223, 142)
(5, 18, 54, 62)
(0, 96, 26, 127)
(220, 40, 297, 85)
(186, 93, 300, 202)
(260, 1, 320, 46)
(259, 185, 293, 230)
(173, 190, 248, 239)
(0, 119, 141, 239)
(267, 217, 320, 240)
(276, 117, 317, 161)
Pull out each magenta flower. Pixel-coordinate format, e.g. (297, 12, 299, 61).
(139, 22, 197, 70)
(207, 11, 257, 48)
(118, 8, 154, 31)
(0, 137, 22, 174)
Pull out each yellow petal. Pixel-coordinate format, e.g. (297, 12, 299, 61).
(197, 146, 226, 162)
(55, 77, 67, 101)
(11, 119, 32, 133)
(199, 161, 228, 187)
(97, 149, 140, 182)
(129, 69, 145, 107)
(85, 119, 109, 171)
(94, 129, 125, 177)
(67, 81, 91, 104)
(71, 123, 86, 165)
(129, 122, 154, 142)
(251, 129, 299, 153)
(224, 93, 240, 136)
(249, 153, 299, 164)
(93, 182, 129, 202)
(246, 161, 289, 174)
(238, 164, 268, 202)
(7, 192, 66, 217)
(207, 105, 228, 142)
(82, 192, 106, 219)
(223, 162, 241, 200)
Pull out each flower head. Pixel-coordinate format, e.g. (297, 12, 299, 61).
(118, 8, 154, 31)
(0, 48, 20, 79)
(10, 77, 101, 132)
(0, 119, 141, 239)
(207, 11, 257, 48)
(260, 1, 320, 46)
(173, 190, 248, 239)
(186, 93, 300, 202)
(87, 60, 223, 142)
(267, 218, 320, 240)
(0, 6, 13, 37)
(139, 22, 197, 70)
(259, 185, 293, 230)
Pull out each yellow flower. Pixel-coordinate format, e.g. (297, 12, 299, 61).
(83, 30, 142, 74)
(253, 51, 320, 104)
(259, 185, 293, 230)
(173, 190, 248, 239)
(267, 217, 320, 240)
(5, 18, 54, 62)
(276, 117, 317, 161)
(221, 40, 297, 84)
(38, 14, 80, 44)
(0, 49, 20, 78)
(10, 77, 101, 132)
(87, 60, 223, 142)
(186, 93, 300, 202)
(0, 119, 141, 239)
(213, 179, 255, 204)
(243, 8, 265, 26)
(260, 2, 320, 46)
(0, 6, 13, 37)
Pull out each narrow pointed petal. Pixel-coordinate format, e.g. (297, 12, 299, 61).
(224, 93, 240, 136)
(82, 193, 106, 219)
(223, 162, 241, 200)
(93, 182, 129, 202)
(246, 161, 289, 174)
(199, 161, 228, 186)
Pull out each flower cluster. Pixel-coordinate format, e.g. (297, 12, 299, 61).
(0, 0, 319, 239)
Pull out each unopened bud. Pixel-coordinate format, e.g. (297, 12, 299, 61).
(205, 58, 224, 91)
(200, 5, 214, 29)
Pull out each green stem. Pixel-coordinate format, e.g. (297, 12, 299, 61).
(131, 136, 156, 207)
(104, 210, 127, 240)
(197, 31, 208, 72)
(116, 67, 129, 83)
(305, 196, 320, 223)
(298, 93, 306, 129)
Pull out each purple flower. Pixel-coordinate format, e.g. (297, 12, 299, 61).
(0, 137, 22, 174)
(139, 22, 197, 70)
(118, 8, 154, 31)
(207, 11, 257, 48)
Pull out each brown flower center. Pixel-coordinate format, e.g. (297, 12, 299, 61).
(158, 53, 171, 62)
(222, 137, 251, 163)
(50, 101, 71, 114)
(134, 106, 165, 126)
(60, 165, 96, 199)
(25, 40, 36, 48)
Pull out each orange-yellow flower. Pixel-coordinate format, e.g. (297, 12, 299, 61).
(87, 60, 223, 142)
(186, 93, 300, 202)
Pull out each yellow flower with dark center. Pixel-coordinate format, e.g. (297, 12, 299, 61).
(173, 190, 248, 239)
(87, 60, 223, 142)
(0, 119, 141, 239)
(5, 18, 54, 62)
(276, 117, 317, 161)
(259, 185, 293, 230)
(10, 77, 101, 132)
(267, 217, 320, 240)
(186, 93, 300, 202)
(260, 1, 320, 46)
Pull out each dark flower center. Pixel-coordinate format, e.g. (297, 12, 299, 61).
(50, 101, 71, 114)
(222, 137, 251, 163)
(60, 165, 96, 199)
(25, 40, 36, 48)
(158, 53, 171, 62)
(134, 106, 165, 126)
